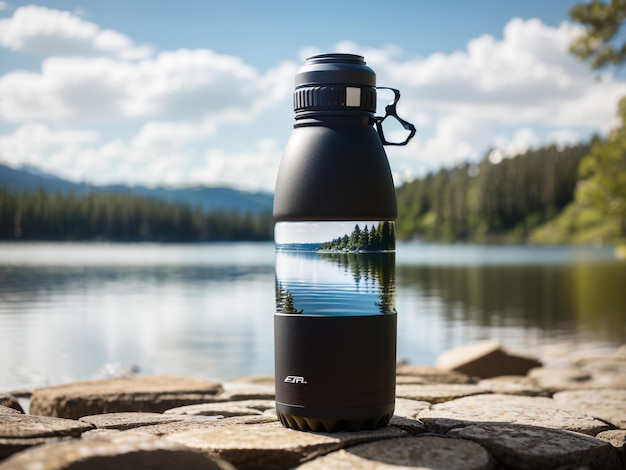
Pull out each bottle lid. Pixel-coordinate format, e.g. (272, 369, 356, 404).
(294, 54, 377, 117)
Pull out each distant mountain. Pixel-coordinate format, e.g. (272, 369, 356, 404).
(0, 162, 273, 214)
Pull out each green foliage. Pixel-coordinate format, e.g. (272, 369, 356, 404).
(569, 0, 626, 69)
(320, 222, 395, 251)
(0, 188, 273, 242)
(395, 144, 590, 242)
(575, 102, 626, 235)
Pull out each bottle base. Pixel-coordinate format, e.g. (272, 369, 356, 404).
(276, 404, 394, 433)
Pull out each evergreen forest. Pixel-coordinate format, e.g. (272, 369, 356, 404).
(0, 188, 272, 242)
(319, 222, 395, 251)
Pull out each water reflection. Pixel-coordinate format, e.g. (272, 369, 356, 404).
(0, 242, 624, 391)
(275, 250, 395, 316)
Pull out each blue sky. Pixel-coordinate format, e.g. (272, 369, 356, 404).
(0, 0, 624, 192)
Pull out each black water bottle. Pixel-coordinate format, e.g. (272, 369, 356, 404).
(273, 53, 415, 432)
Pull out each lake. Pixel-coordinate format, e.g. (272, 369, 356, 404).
(1, 241, 625, 392)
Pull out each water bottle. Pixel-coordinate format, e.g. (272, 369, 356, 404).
(273, 53, 415, 432)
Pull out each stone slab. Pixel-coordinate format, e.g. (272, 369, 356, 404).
(395, 365, 475, 384)
(418, 394, 610, 436)
(0, 415, 92, 460)
(396, 383, 487, 404)
(166, 421, 407, 470)
(597, 430, 626, 468)
(478, 376, 549, 397)
(132, 414, 277, 437)
(79, 412, 219, 430)
(29, 376, 223, 419)
(393, 398, 431, 419)
(218, 383, 275, 401)
(449, 423, 622, 469)
(436, 340, 541, 379)
(0, 433, 236, 470)
(0, 396, 23, 414)
(296, 435, 491, 469)
(164, 399, 276, 417)
(553, 389, 626, 429)
(0, 406, 20, 416)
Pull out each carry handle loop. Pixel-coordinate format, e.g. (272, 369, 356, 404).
(374, 87, 416, 146)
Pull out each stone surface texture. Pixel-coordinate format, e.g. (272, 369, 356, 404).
(1, 342, 624, 469)
(29, 376, 223, 419)
(0, 396, 23, 415)
(436, 340, 542, 378)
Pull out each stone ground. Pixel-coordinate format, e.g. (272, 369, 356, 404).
(0, 344, 625, 469)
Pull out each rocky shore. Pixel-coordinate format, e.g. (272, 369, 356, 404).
(1, 341, 625, 469)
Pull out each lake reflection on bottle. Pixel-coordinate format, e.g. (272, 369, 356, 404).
(275, 221, 396, 316)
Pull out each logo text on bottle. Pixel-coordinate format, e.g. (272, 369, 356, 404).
(284, 375, 307, 384)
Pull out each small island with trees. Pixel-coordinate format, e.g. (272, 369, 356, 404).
(318, 221, 395, 252)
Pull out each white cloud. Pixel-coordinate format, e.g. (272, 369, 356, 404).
(0, 12, 624, 192)
(0, 5, 152, 59)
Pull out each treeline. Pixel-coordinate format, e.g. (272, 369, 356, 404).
(395, 143, 591, 241)
(0, 188, 273, 242)
(319, 222, 395, 252)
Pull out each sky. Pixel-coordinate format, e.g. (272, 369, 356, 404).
(0, 0, 624, 193)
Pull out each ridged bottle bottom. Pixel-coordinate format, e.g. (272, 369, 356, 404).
(276, 410, 393, 433)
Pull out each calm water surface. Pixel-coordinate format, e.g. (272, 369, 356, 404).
(1, 241, 624, 391)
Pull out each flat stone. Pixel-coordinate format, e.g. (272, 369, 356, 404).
(30, 376, 223, 419)
(388, 415, 428, 435)
(296, 436, 491, 469)
(436, 340, 542, 379)
(79, 412, 219, 430)
(418, 394, 610, 436)
(166, 421, 407, 470)
(0, 415, 93, 460)
(0, 433, 235, 470)
(597, 430, 626, 468)
(553, 389, 626, 429)
(0, 395, 23, 414)
(0, 406, 21, 415)
(396, 384, 487, 404)
(393, 398, 431, 419)
(528, 366, 626, 392)
(449, 423, 622, 469)
(164, 399, 275, 417)
(478, 376, 549, 397)
(226, 375, 275, 386)
(395, 365, 475, 384)
(218, 383, 275, 401)
(132, 414, 277, 436)
(0, 415, 93, 439)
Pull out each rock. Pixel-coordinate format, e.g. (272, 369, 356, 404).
(226, 375, 275, 386)
(478, 376, 549, 397)
(529, 366, 626, 392)
(396, 383, 487, 404)
(0, 396, 23, 414)
(388, 416, 428, 435)
(0, 406, 20, 416)
(393, 398, 430, 419)
(0, 414, 93, 460)
(449, 423, 622, 469)
(553, 389, 626, 429)
(0, 433, 236, 470)
(418, 394, 610, 436)
(219, 382, 275, 401)
(296, 435, 491, 469)
(436, 340, 542, 379)
(79, 412, 220, 430)
(164, 399, 275, 417)
(30, 376, 223, 419)
(165, 421, 407, 470)
(132, 414, 277, 437)
(616, 345, 626, 358)
(597, 430, 626, 468)
(395, 365, 475, 384)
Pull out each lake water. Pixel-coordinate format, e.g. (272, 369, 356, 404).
(1, 241, 625, 392)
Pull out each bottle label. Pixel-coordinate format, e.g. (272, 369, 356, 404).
(275, 221, 396, 316)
